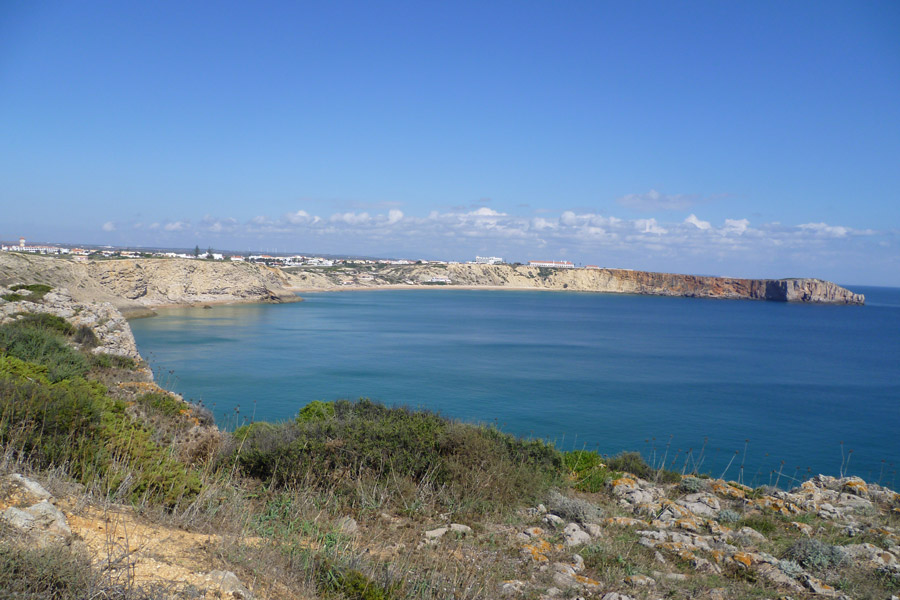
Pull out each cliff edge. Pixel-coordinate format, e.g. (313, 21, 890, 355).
(0, 253, 300, 316)
(287, 263, 866, 305)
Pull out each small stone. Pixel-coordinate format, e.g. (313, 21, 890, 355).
(500, 580, 525, 596)
(571, 553, 585, 572)
(584, 522, 603, 538)
(756, 564, 804, 592)
(206, 570, 252, 599)
(801, 573, 836, 595)
(790, 521, 813, 536)
(736, 526, 767, 544)
(449, 523, 472, 535)
(543, 514, 565, 527)
(563, 523, 592, 547)
(425, 526, 448, 540)
(624, 574, 656, 586)
(523, 526, 545, 537)
(336, 516, 358, 535)
(5, 474, 52, 504)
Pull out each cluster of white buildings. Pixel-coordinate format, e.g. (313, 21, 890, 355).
(3, 238, 604, 272)
(0, 238, 86, 256)
(528, 260, 574, 268)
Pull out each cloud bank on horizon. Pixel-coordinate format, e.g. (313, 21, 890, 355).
(90, 188, 893, 285)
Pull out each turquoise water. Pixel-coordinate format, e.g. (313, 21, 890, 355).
(129, 287, 900, 488)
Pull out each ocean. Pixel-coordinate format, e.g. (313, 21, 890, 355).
(129, 286, 900, 488)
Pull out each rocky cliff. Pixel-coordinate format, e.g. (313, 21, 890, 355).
(288, 263, 866, 305)
(0, 253, 300, 316)
(0, 253, 865, 311)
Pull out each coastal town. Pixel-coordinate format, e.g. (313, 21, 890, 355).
(0, 236, 603, 273)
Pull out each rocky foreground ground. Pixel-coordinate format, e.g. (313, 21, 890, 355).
(3, 466, 899, 599)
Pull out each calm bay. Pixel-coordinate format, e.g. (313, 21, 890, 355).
(129, 286, 900, 488)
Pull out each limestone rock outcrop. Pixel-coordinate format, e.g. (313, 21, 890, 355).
(0, 285, 140, 358)
(0, 253, 300, 316)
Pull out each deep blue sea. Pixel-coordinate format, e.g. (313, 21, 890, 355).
(129, 286, 900, 488)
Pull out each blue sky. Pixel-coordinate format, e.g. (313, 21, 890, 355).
(2, 1, 899, 285)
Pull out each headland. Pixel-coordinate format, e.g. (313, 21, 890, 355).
(0, 253, 865, 318)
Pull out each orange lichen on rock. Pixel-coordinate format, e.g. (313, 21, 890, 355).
(790, 521, 813, 536)
(731, 552, 754, 568)
(675, 518, 701, 532)
(610, 477, 638, 490)
(750, 496, 802, 515)
(842, 479, 869, 497)
(711, 480, 746, 499)
(521, 538, 560, 563)
(574, 574, 601, 587)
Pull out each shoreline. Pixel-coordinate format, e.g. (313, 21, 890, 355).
(122, 293, 304, 319)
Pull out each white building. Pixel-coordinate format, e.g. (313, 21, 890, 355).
(475, 256, 503, 265)
(529, 260, 574, 268)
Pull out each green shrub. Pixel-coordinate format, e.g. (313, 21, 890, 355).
(0, 321, 87, 382)
(73, 325, 99, 347)
(605, 451, 652, 478)
(11, 283, 52, 295)
(680, 476, 705, 493)
(297, 400, 336, 422)
(783, 539, 848, 572)
(232, 399, 562, 515)
(716, 508, 741, 523)
(604, 452, 681, 483)
(778, 559, 804, 578)
(138, 391, 187, 418)
(1, 293, 26, 302)
(563, 450, 620, 492)
(739, 515, 777, 535)
(318, 562, 398, 600)
(89, 352, 136, 370)
(15, 312, 74, 335)
(545, 489, 603, 523)
(0, 354, 200, 507)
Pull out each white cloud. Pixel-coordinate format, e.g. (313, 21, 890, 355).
(723, 219, 749, 235)
(124, 207, 891, 283)
(468, 207, 504, 217)
(684, 214, 711, 230)
(102, 221, 115, 232)
(560, 211, 578, 226)
(286, 210, 313, 224)
(617, 189, 695, 212)
(635, 218, 668, 235)
(330, 212, 371, 225)
(798, 222, 849, 238)
(532, 217, 556, 231)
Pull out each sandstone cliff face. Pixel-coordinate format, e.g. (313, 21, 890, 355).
(0, 254, 300, 315)
(84, 259, 298, 307)
(287, 263, 864, 305)
(1, 253, 864, 309)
